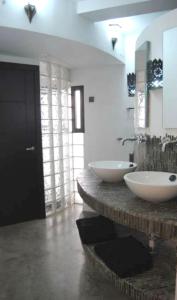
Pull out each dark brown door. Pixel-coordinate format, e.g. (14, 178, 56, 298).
(0, 62, 45, 226)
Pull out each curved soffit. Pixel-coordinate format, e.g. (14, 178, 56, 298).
(0, 26, 124, 68)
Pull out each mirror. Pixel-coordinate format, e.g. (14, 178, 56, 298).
(135, 41, 150, 128)
(163, 27, 177, 128)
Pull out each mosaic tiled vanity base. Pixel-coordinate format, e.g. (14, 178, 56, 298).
(77, 171, 177, 240)
(84, 243, 175, 300)
(77, 170, 177, 300)
(79, 136, 177, 299)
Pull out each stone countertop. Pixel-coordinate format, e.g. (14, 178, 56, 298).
(77, 170, 177, 240)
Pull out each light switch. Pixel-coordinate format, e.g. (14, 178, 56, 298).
(89, 96, 94, 103)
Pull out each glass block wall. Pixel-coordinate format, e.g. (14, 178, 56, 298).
(40, 62, 75, 215)
(73, 133, 84, 204)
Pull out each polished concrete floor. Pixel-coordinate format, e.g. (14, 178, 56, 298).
(0, 204, 130, 300)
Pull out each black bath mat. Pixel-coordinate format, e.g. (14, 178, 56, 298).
(76, 216, 116, 244)
(94, 236, 153, 278)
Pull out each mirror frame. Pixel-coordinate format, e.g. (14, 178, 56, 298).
(135, 41, 150, 129)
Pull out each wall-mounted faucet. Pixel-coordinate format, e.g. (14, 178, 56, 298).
(161, 136, 177, 152)
(121, 137, 137, 146)
(120, 135, 147, 146)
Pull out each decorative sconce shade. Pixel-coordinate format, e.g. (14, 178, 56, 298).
(147, 59, 163, 89)
(109, 23, 121, 51)
(111, 38, 118, 50)
(24, 3, 36, 23)
(127, 73, 136, 97)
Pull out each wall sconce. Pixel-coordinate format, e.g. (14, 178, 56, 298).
(111, 38, 118, 50)
(127, 73, 136, 97)
(147, 59, 163, 89)
(24, 3, 36, 23)
(109, 24, 121, 51)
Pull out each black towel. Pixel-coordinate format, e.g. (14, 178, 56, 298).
(94, 236, 153, 278)
(76, 216, 116, 244)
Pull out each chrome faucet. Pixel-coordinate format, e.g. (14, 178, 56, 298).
(121, 136, 138, 146)
(121, 135, 147, 146)
(161, 137, 177, 152)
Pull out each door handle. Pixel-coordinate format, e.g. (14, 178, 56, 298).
(26, 146, 35, 151)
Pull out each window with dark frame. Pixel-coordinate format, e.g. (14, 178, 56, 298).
(71, 85, 85, 133)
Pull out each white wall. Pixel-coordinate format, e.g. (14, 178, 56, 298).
(136, 8, 177, 136)
(0, 0, 124, 62)
(71, 65, 134, 166)
(163, 27, 177, 128)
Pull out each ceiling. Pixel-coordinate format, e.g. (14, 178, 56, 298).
(77, 0, 177, 22)
(76, 0, 177, 37)
(104, 11, 165, 36)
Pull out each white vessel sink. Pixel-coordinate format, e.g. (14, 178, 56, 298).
(124, 171, 177, 203)
(88, 161, 137, 183)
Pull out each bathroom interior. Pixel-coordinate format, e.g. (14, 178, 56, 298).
(1, 0, 177, 299)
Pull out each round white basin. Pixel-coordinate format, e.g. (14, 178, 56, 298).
(124, 171, 177, 203)
(88, 161, 137, 183)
